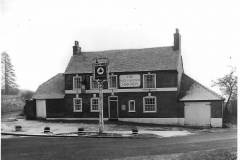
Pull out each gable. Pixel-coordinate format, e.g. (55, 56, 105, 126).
(65, 46, 180, 74)
(179, 74, 224, 101)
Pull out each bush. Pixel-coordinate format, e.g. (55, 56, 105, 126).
(223, 100, 237, 124)
(24, 99, 36, 120)
(1, 95, 25, 114)
(19, 90, 34, 100)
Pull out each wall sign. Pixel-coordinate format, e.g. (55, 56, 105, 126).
(121, 105, 126, 111)
(119, 74, 141, 87)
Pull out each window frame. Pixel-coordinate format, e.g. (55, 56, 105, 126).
(108, 75, 118, 89)
(90, 76, 98, 90)
(73, 76, 82, 90)
(73, 98, 82, 112)
(90, 97, 99, 112)
(143, 96, 157, 113)
(128, 100, 135, 112)
(143, 73, 156, 89)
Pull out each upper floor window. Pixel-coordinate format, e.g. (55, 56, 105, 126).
(90, 76, 98, 90)
(73, 98, 82, 112)
(143, 95, 157, 113)
(143, 73, 156, 88)
(73, 75, 82, 90)
(91, 97, 99, 112)
(128, 100, 135, 112)
(109, 75, 117, 89)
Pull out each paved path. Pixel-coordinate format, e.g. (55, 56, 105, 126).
(1, 129, 237, 160)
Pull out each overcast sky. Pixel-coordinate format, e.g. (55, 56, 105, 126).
(1, 0, 239, 94)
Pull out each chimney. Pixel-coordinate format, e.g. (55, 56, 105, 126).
(173, 28, 181, 51)
(73, 41, 81, 55)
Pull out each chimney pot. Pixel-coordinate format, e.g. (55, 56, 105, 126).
(173, 28, 181, 51)
(73, 41, 81, 55)
(75, 41, 79, 45)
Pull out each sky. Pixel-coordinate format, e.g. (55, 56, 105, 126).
(1, 0, 239, 94)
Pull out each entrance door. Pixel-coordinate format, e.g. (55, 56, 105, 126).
(184, 102, 211, 127)
(108, 96, 118, 120)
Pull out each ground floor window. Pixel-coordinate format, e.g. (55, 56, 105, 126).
(91, 98, 99, 112)
(128, 100, 135, 112)
(73, 98, 82, 112)
(143, 96, 157, 112)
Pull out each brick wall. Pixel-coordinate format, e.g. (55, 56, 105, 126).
(211, 101, 223, 118)
(64, 70, 178, 91)
(61, 91, 183, 118)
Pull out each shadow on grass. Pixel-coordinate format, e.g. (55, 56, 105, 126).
(178, 148, 237, 160)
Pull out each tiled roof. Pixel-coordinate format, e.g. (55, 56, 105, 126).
(33, 73, 64, 99)
(65, 46, 180, 74)
(179, 74, 224, 101)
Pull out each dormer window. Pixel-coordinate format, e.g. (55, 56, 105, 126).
(109, 75, 117, 89)
(73, 75, 82, 90)
(143, 73, 156, 88)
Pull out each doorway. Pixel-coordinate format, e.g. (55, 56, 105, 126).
(184, 102, 211, 127)
(108, 96, 118, 120)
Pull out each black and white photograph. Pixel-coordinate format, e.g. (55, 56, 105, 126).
(1, 0, 238, 159)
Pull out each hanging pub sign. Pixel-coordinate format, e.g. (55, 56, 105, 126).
(95, 64, 107, 80)
(93, 57, 109, 81)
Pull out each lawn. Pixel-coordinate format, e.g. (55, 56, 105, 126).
(112, 148, 237, 160)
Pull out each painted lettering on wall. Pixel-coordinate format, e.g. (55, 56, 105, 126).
(120, 75, 141, 87)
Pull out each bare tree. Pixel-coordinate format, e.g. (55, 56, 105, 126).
(212, 68, 237, 110)
(1, 52, 19, 95)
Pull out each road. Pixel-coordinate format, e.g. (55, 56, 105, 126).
(1, 129, 237, 160)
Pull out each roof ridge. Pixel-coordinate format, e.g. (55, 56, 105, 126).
(81, 46, 174, 53)
(183, 73, 224, 100)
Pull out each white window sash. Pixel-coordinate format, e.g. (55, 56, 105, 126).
(91, 98, 99, 112)
(143, 74, 156, 89)
(90, 76, 98, 90)
(128, 100, 135, 112)
(73, 76, 82, 90)
(73, 98, 82, 112)
(143, 96, 157, 113)
(108, 75, 117, 89)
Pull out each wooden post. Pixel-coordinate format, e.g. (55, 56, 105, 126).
(98, 81, 104, 134)
(92, 57, 109, 134)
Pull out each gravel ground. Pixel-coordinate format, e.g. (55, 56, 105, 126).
(1, 118, 193, 138)
(1, 112, 233, 138)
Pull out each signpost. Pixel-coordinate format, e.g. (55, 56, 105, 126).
(93, 57, 109, 134)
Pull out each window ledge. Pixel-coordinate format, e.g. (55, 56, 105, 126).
(143, 111, 157, 113)
(91, 110, 99, 112)
(73, 110, 82, 112)
(142, 88, 157, 90)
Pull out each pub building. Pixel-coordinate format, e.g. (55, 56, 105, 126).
(33, 29, 224, 127)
